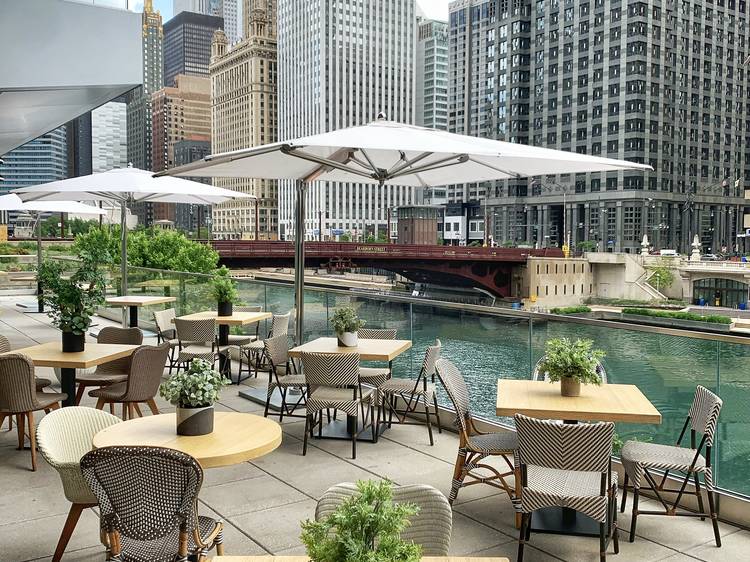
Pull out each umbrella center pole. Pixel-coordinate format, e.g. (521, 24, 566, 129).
(294, 180, 307, 345)
(120, 202, 129, 327)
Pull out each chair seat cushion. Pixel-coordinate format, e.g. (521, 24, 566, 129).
(89, 382, 127, 401)
(76, 372, 128, 385)
(228, 334, 257, 346)
(380, 378, 436, 399)
(118, 515, 222, 562)
(307, 387, 374, 416)
(358, 366, 390, 387)
(35, 377, 52, 391)
(467, 431, 519, 454)
(241, 339, 265, 351)
(35, 392, 68, 410)
(621, 440, 707, 489)
(520, 465, 617, 523)
(271, 374, 307, 388)
(178, 345, 216, 363)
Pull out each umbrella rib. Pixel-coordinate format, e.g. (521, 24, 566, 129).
(389, 154, 471, 180)
(357, 149, 381, 175)
(466, 158, 524, 179)
(387, 151, 433, 176)
(282, 146, 375, 180)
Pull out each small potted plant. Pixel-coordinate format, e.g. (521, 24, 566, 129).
(300, 479, 422, 562)
(159, 358, 231, 435)
(38, 259, 106, 352)
(331, 306, 365, 347)
(536, 337, 605, 397)
(210, 265, 238, 317)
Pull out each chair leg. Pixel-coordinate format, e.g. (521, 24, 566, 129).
(449, 448, 468, 504)
(52, 503, 88, 562)
(279, 388, 287, 422)
(433, 393, 442, 433)
(109, 402, 115, 415)
(16, 413, 25, 450)
(146, 398, 160, 415)
(693, 473, 706, 521)
(620, 473, 629, 513)
(351, 414, 357, 460)
(27, 411, 37, 471)
(121, 403, 128, 421)
(629, 488, 639, 542)
(132, 403, 143, 417)
(302, 414, 311, 456)
(612, 492, 620, 554)
(599, 521, 606, 562)
(517, 512, 529, 562)
(706, 486, 721, 547)
(424, 401, 434, 446)
(94, 398, 105, 411)
(75, 384, 86, 405)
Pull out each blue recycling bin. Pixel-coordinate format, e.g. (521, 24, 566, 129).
(698, 298, 706, 306)
(511, 302, 522, 310)
(740, 302, 747, 311)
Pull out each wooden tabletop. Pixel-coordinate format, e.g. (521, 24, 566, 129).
(212, 558, 508, 562)
(288, 337, 412, 362)
(3, 341, 139, 369)
(93, 412, 282, 468)
(496, 379, 662, 424)
(174, 310, 273, 326)
(106, 295, 177, 307)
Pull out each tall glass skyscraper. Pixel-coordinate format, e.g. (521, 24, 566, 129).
(163, 11, 224, 88)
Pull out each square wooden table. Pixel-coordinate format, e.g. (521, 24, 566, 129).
(3, 342, 140, 407)
(496, 379, 662, 424)
(212, 557, 509, 562)
(106, 295, 177, 328)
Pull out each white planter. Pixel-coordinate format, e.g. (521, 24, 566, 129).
(337, 331, 358, 347)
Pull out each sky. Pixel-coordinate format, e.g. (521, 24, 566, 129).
(134, 1, 449, 22)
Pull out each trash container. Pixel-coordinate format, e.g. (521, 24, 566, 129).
(698, 298, 706, 306)
(739, 302, 747, 311)
(511, 302, 522, 310)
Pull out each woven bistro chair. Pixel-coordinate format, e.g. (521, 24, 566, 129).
(515, 414, 619, 562)
(378, 339, 442, 445)
(533, 354, 608, 383)
(357, 327, 398, 389)
(301, 351, 375, 459)
(153, 308, 180, 374)
(0, 335, 51, 431)
(89, 343, 171, 420)
(435, 358, 517, 505)
(620, 385, 723, 547)
(174, 317, 218, 371)
(226, 305, 263, 346)
(0, 354, 67, 471)
(263, 334, 307, 420)
(75, 327, 144, 405)
(36, 407, 122, 562)
(238, 311, 291, 382)
(316, 482, 452, 556)
(80, 446, 224, 562)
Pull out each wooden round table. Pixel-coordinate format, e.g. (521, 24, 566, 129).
(92, 412, 282, 468)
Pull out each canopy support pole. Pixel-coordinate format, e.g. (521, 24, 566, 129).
(120, 202, 128, 327)
(294, 180, 306, 345)
(36, 212, 44, 313)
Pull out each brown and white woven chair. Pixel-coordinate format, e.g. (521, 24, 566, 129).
(238, 311, 291, 382)
(0, 335, 51, 430)
(515, 413, 619, 562)
(36, 406, 122, 562)
(75, 327, 144, 405)
(153, 308, 180, 374)
(174, 317, 218, 371)
(0, 354, 67, 471)
(81, 446, 224, 562)
(317, 482, 452, 556)
(89, 343, 171, 420)
(226, 305, 262, 347)
(301, 351, 375, 459)
(435, 358, 517, 505)
(377, 339, 442, 445)
(620, 385, 723, 546)
(357, 327, 398, 389)
(262, 334, 307, 420)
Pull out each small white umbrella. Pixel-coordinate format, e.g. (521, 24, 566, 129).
(13, 166, 254, 294)
(0, 194, 107, 312)
(164, 118, 654, 342)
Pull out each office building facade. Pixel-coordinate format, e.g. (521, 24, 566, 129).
(174, 0, 241, 45)
(163, 11, 224, 88)
(416, 17, 449, 130)
(91, 100, 128, 173)
(209, 1, 277, 240)
(449, 0, 749, 254)
(174, 138, 212, 234)
(277, 0, 418, 241)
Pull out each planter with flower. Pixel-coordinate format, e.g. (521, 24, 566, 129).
(331, 306, 365, 347)
(210, 266, 239, 317)
(536, 337, 605, 397)
(159, 359, 231, 435)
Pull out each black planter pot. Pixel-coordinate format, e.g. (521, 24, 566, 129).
(61, 331, 85, 353)
(218, 301, 233, 317)
(176, 405, 214, 436)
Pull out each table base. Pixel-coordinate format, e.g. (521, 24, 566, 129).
(238, 386, 286, 411)
(530, 507, 600, 537)
(60, 367, 76, 407)
(128, 306, 139, 328)
(314, 416, 387, 443)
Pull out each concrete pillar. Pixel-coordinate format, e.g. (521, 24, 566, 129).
(525, 206, 533, 244)
(540, 205, 547, 247)
(615, 202, 624, 252)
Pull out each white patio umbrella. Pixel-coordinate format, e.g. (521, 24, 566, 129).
(163, 118, 654, 343)
(0, 194, 107, 312)
(12, 166, 254, 295)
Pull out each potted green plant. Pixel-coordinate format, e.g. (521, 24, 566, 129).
(159, 358, 231, 435)
(38, 259, 107, 352)
(210, 265, 238, 317)
(331, 306, 365, 347)
(536, 337, 605, 397)
(300, 480, 422, 562)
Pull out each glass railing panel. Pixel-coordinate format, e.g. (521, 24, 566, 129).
(717, 341, 750, 497)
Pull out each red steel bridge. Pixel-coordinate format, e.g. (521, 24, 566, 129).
(212, 241, 562, 297)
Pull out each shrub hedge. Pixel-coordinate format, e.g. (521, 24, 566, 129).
(550, 306, 592, 315)
(622, 308, 732, 324)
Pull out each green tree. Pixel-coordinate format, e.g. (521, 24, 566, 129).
(68, 218, 98, 236)
(340, 232, 352, 242)
(647, 261, 675, 292)
(577, 240, 598, 252)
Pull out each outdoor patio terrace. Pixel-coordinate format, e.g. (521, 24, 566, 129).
(1, 295, 749, 562)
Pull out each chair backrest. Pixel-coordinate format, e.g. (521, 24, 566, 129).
(123, 343, 171, 402)
(175, 317, 216, 344)
(687, 385, 723, 447)
(264, 334, 289, 373)
(152, 308, 176, 336)
(420, 339, 441, 378)
(36, 406, 121, 503)
(0, 334, 11, 353)
(0, 354, 38, 412)
(235, 305, 262, 313)
(316, 482, 452, 556)
(515, 413, 614, 473)
(270, 312, 291, 337)
(532, 354, 608, 383)
(358, 328, 397, 340)
(96, 326, 144, 375)
(81, 446, 204, 541)
(434, 358, 472, 434)
(301, 352, 360, 388)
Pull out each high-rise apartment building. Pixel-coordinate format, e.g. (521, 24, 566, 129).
(92, 101, 128, 173)
(174, 0, 241, 45)
(174, 139, 212, 234)
(126, 0, 163, 172)
(163, 11, 224, 88)
(449, 0, 749, 254)
(209, 1, 277, 240)
(416, 17, 449, 131)
(277, 0, 417, 241)
(151, 74, 212, 223)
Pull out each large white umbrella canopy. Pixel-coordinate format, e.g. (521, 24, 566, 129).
(13, 166, 254, 295)
(164, 118, 654, 342)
